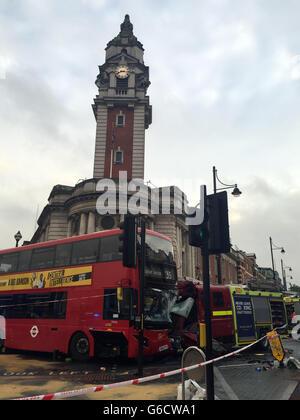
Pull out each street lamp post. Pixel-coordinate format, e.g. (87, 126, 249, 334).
(269, 237, 285, 280)
(212, 166, 242, 284)
(14, 231, 22, 248)
(213, 166, 242, 197)
(281, 259, 292, 291)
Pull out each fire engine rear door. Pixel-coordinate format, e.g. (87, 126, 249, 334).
(232, 295, 256, 345)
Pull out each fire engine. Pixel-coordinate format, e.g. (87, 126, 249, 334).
(170, 279, 288, 351)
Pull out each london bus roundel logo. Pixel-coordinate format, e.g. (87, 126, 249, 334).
(30, 325, 39, 338)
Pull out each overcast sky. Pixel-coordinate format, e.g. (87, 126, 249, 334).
(0, 0, 299, 286)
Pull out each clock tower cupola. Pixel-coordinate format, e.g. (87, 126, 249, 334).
(93, 14, 152, 180)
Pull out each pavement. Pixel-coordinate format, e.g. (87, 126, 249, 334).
(212, 338, 300, 400)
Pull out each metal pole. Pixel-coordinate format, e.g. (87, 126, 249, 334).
(213, 166, 217, 195)
(270, 237, 275, 280)
(281, 259, 287, 291)
(202, 244, 214, 400)
(138, 219, 146, 377)
(213, 167, 222, 285)
(202, 185, 214, 400)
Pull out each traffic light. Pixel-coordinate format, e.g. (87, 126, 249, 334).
(207, 191, 230, 254)
(119, 214, 137, 268)
(188, 190, 230, 254)
(188, 210, 209, 248)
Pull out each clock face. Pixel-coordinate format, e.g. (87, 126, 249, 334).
(116, 65, 129, 79)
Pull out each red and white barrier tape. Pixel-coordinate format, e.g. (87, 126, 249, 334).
(14, 334, 269, 400)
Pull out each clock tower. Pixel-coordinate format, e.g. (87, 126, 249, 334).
(93, 14, 152, 181)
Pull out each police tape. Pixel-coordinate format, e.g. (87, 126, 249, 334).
(13, 332, 274, 400)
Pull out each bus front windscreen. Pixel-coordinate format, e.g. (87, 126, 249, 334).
(141, 234, 177, 328)
(145, 234, 174, 264)
(144, 288, 177, 328)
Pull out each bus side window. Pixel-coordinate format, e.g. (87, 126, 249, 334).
(103, 289, 118, 319)
(4, 292, 68, 319)
(31, 247, 55, 270)
(99, 236, 122, 262)
(103, 288, 131, 320)
(71, 239, 99, 265)
(54, 292, 67, 318)
(0, 295, 13, 318)
(18, 250, 32, 272)
(55, 243, 72, 267)
(0, 253, 19, 273)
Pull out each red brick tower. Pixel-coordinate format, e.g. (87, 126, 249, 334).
(93, 15, 152, 181)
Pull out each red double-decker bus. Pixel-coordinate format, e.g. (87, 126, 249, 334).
(0, 229, 177, 361)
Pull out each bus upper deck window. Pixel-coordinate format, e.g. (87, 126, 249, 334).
(55, 243, 72, 267)
(99, 236, 122, 262)
(71, 239, 99, 265)
(31, 247, 55, 270)
(0, 253, 19, 273)
(18, 250, 32, 272)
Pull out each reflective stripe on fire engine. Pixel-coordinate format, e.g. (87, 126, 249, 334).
(213, 311, 233, 316)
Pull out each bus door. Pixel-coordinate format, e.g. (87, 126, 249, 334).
(232, 294, 256, 345)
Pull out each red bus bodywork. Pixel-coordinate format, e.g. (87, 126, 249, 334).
(0, 230, 175, 360)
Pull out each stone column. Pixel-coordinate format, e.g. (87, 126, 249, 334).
(67, 219, 72, 238)
(79, 213, 87, 235)
(87, 212, 96, 234)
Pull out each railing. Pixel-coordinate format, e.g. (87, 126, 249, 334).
(116, 89, 128, 95)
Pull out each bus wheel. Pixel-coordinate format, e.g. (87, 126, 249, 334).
(69, 332, 90, 361)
